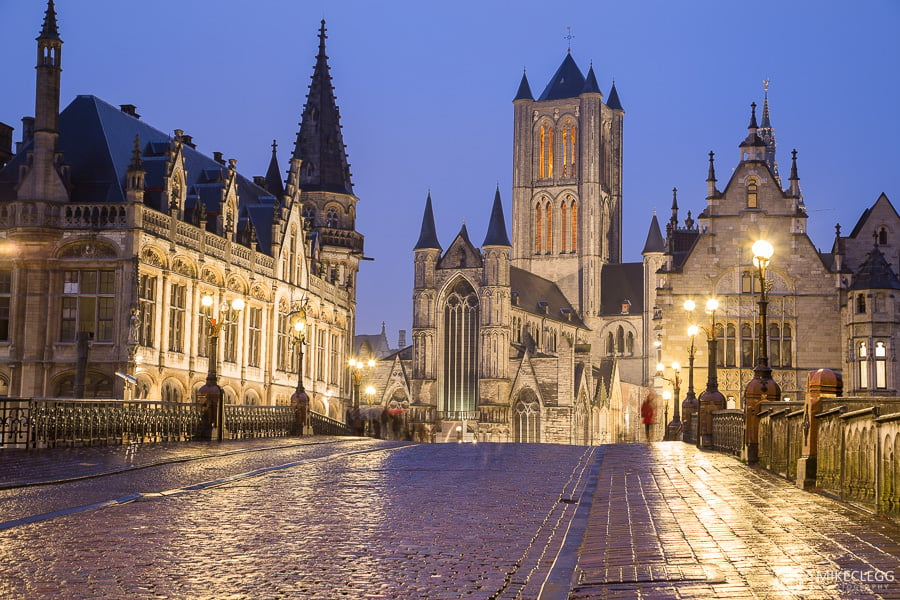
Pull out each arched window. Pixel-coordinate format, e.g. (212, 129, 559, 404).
(782, 324, 792, 367)
(562, 119, 576, 177)
(875, 341, 887, 389)
(513, 392, 541, 443)
(442, 279, 479, 413)
(570, 199, 577, 252)
(560, 201, 567, 253)
(859, 341, 869, 389)
(302, 205, 316, 226)
(626, 332, 634, 355)
(325, 207, 339, 228)
(741, 323, 754, 367)
(539, 124, 553, 179)
(857, 294, 867, 314)
(534, 203, 542, 253)
(606, 332, 615, 355)
(747, 178, 758, 208)
(545, 202, 553, 253)
(725, 324, 737, 367)
(769, 323, 781, 367)
(879, 227, 888, 245)
(616, 326, 625, 354)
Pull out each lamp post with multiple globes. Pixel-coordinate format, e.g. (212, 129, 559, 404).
(697, 297, 726, 448)
(681, 300, 700, 443)
(288, 305, 310, 435)
(196, 294, 243, 441)
(657, 361, 682, 441)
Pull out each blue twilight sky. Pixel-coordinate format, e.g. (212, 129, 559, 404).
(2, 1, 899, 343)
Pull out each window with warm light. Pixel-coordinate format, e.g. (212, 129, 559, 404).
(560, 201, 567, 253)
(876, 340, 887, 389)
(747, 178, 758, 208)
(60, 270, 115, 342)
(248, 307, 262, 367)
(539, 124, 553, 179)
(859, 341, 869, 389)
(138, 274, 156, 348)
(534, 202, 543, 253)
(545, 202, 553, 253)
(168, 283, 186, 353)
(569, 199, 577, 252)
(562, 119, 576, 177)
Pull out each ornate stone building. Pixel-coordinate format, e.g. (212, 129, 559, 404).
(0, 3, 362, 418)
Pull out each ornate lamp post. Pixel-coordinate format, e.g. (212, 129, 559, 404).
(196, 294, 243, 441)
(697, 298, 726, 448)
(744, 239, 781, 463)
(348, 357, 375, 409)
(288, 305, 309, 436)
(682, 300, 700, 443)
(657, 361, 682, 441)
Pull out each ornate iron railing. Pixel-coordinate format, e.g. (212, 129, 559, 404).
(224, 405, 293, 439)
(710, 409, 744, 456)
(310, 412, 354, 436)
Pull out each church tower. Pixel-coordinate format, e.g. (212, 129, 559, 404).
(291, 20, 363, 296)
(511, 54, 623, 325)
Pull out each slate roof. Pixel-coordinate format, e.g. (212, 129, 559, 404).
(413, 192, 441, 250)
(599, 263, 644, 316)
(606, 82, 623, 110)
(582, 65, 601, 94)
(538, 54, 586, 101)
(510, 266, 586, 328)
(514, 71, 534, 101)
(0, 94, 277, 253)
(642, 214, 665, 253)
(483, 187, 511, 247)
(850, 245, 900, 290)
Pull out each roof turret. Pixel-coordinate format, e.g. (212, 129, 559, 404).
(39, 0, 60, 40)
(514, 70, 534, 101)
(606, 81, 623, 110)
(414, 192, 441, 250)
(582, 64, 601, 94)
(642, 213, 665, 254)
(265, 140, 285, 197)
(483, 186, 511, 247)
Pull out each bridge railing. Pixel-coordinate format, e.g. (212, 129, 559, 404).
(710, 409, 744, 456)
(0, 398, 348, 448)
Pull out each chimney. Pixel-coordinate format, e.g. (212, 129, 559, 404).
(16, 117, 34, 152)
(253, 175, 267, 189)
(181, 134, 196, 149)
(213, 151, 225, 165)
(398, 330, 407, 348)
(0, 122, 13, 168)
(119, 104, 140, 118)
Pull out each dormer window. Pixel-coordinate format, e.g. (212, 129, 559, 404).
(746, 178, 758, 208)
(621, 299, 631, 314)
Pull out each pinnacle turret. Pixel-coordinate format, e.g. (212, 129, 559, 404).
(265, 140, 285, 197)
(483, 186, 511, 247)
(414, 192, 441, 251)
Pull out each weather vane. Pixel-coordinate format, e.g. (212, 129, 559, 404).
(564, 26, 575, 52)
(763, 78, 770, 93)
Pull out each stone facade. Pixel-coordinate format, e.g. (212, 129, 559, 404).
(0, 5, 361, 419)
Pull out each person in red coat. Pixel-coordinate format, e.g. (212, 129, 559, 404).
(641, 395, 655, 441)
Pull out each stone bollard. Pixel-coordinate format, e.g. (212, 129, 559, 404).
(797, 369, 842, 489)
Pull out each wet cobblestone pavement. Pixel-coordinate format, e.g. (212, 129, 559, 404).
(0, 440, 899, 598)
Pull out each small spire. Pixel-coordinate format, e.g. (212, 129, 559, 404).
(317, 19, 327, 57)
(642, 213, 665, 254)
(40, 0, 60, 40)
(761, 80, 772, 128)
(414, 192, 441, 251)
(265, 139, 286, 197)
(748, 102, 758, 130)
(606, 80, 623, 110)
(707, 151, 716, 182)
(128, 134, 142, 171)
(514, 68, 534, 101)
(789, 149, 801, 197)
(669, 187, 679, 231)
(582, 64, 601, 94)
(483, 186, 511, 247)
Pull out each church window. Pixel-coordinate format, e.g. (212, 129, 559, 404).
(626, 332, 634, 355)
(570, 199, 577, 252)
(859, 341, 869, 389)
(302, 205, 316, 226)
(560, 201, 567, 253)
(741, 323, 754, 368)
(875, 341, 887, 389)
(606, 332, 614, 355)
(616, 326, 625, 354)
(326, 207, 339, 228)
(856, 294, 866, 314)
(747, 178, 758, 208)
(534, 203, 543, 253)
(539, 124, 554, 179)
(562, 119, 576, 177)
(545, 202, 553, 253)
(442, 280, 479, 414)
(879, 227, 888, 245)
(513, 393, 540, 443)
(724, 324, 736, 367)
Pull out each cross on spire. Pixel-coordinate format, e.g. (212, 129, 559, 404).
(564, 26, 575, 52)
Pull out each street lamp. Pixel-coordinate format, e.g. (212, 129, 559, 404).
(348, 357, 375, 409)
(657, 361, 682, 441)
(682, 299, 700, 444)
(196, 294, 243, 441)
(697, 297, 726, 448)
(288, 305, 309, 435)
(744, 239, 781, 462)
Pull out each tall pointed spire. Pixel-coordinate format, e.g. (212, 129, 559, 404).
(414, 192, 441, 250)
(788, 148, 801, 197)
(707, 151, 717, 198)
(483, 186, 511, 246)
(669, 187, 679, 231)
(606, 80, 623, 110)
(40, 0, 60, 40)
(292, 20, 353, 195)
(582, 63, 601, 94)
(265, 139, 285, 197)
(758, 80, 779, 182)
(642, 213, 665, 254)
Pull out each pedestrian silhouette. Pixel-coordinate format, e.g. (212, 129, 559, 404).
(641, 395, 655, 441)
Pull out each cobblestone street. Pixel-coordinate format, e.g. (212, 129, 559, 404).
(0, 440, 899, 599)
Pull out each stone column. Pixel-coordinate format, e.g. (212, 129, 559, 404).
(797, 369, 842, 489)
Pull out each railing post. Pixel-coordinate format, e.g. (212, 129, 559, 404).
(798, 369, 842, 489)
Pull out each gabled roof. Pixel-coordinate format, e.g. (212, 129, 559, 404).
(438, 224, 482, 269)
(0, 95, 276, 252)
(483, 187, 511, 247)
(292, 20, 353, 195)
(848, 193, 899, 239)
(850, 244, 900, 290)
(538, 53, 586, 101)
(510, 266, 586, 328)
(599, 263, 644, 316)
